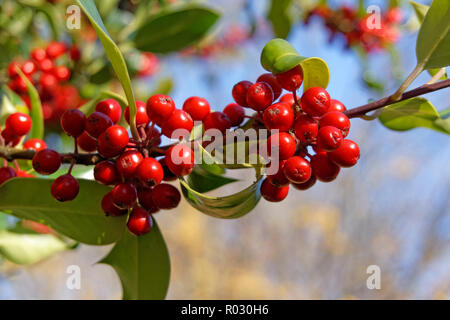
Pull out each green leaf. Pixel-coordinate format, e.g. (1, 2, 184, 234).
(416, 0, 450, 69)
(16, 69, 44, 140)
(0, 178, 127, 245)
(133, 6, 220, 54)
(410, 0, 429, 23)
(99, 220, 170, 300)
(0, 230, 66, 265)
(379, 97, 449, 134)
(79, 90, 128, 115)
(260, 38, 330, 91)
(428, 67, 447, 80)
(76, 0, 139, 138)
(267, 0, 293, 39)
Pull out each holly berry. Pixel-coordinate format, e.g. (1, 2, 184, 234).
(261, 178, 289, 202)
(152, 183, 181, 209)
(112, 183, 137, 208)
(97, 125, 129, 158)
(246, 82, 274, 111)
(51, 174, 79, 202)
(182, 97, 211, 121)
(21, 60, 36, 76)
(319, 111, 350, 137)
(24, 139, 47, 152)
(267, 160, 289, 187)
(310, 153, 340, 182)
(328, 99, 346, 112)
(31, 48, 46, 62)
(279, 93, 295, 106)
(78, 132, 97, 152)
(102, 192, 127, 217)
(328, 139, 360, 167)
(283, 156, 312, 184)
(293, 115, 318, 143)
(7, 62, 21, 78)
(6, 113, 32, 137)
(257, 73, 282, 100)
(61, 109, 86, 138)
(292, 174, 317, 191)
(36, 58, 54, 73)
(125, 101, 150, 126)
(146, 95, 175, 126)
(138, 188, 159, 214)
(300, 87, 331, 117)
(69, 46, 82, 61)
(38, 73, 58, 93)
(268, 132, 296, 160)
(46, 41, 66, 59)
(317, 126, 343, 152)
(53, 66, 71, 82)
(232, 80, 253, 106)
(223, 103, 245, 127)
(146, 125, 162, 146)
(85, 112, 113, 138)
(135, 157, 164, 186)
(165, 145, 195, 177)
(1, 128, 21, 146)
(160, 158, 177, 181)
(275, 65, 304, 92)
(263, 102, 294, 132)
(162, 110, 194, 139)
(94, 161, 120, 185)
(116, 150, 144, 179)
(127, 207, 153, 236)
(32, 149, 61, 175)
(203, 112, 232, 133)
(0, 167, 17, 185)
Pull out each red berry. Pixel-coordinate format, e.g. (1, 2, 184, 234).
(36, 58, 54, 73)
(94, 161, 120, 185)
(263, 102, 294, 132)
(160, 158, 177, 181)
(146, 125, 162, 146)
(165, 145, 195, 177)
(21, 60, 36, 75)
(95, 99, 122, 124)
(246, 82, 274, 111)
(328, 139, 360, 168)
(300, 87, 331, 117)
(112, 183, 137, 208)
(319, 111, 350, 137)
(182, 96, 211, 121)
(292, 174, 317, 191)
(283, 156, 312, 184)
(78, 132, 97, 152)
(46, 41, 66, 59)
(32, 149, 61, 175)
(152, 183, 181, 209)
(223, 103, 245, 127)
(317, 126, 343, 152)
(85, 112, 113, 138)
(232, 80, 253, 106)
(257, 73, 283, 100)
(261, 178, 289, 202)
(6, 113, 32, 137)
(53, 66, 71, 82)
(7, 61, 21, 78)
(310, 153, 340, 182)
(69, 46, 82, 61)
(39, 73, 58, 93)
(268, 132, 296, 160)
(138, 188, 159, 213)
(135, 157, 164, 187)
(116, 150, 144, 179)
(0, 167, 17, 185)
(97, 125, 129, 158)
(293, 115, 318, 143)
(276, 65, 304, 92)
(328, 99, 346, 112)
(1, 127, 21, 147)
(279, 93, 295, 105)
(51, 174, 79, 202)
(267, 160, 289, 187)
(102, 192, 127, 217)
(127, 207, 153, 236)
(125, 101, 150, 126)
(203, 111, 232, 134)
(146, 95, 175, 126)
(162, 110, 193, 139)
(61, 109, 86, 137)
(24, 139, 47, 152)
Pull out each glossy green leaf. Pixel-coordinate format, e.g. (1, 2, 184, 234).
(0, 89, 28, 126)
(16, 69, 44, 140)
(0, 178, 127, 245)
(416, 0, 450, 69)
(0, 230, 66, 265)
(99, 220, 170, 300)
(133, 6, 220, 54)
(428, 67, 447, 80)
(410, 0, 429, 23)
(379, 97, 449, 134)
(260, 39, 330, 91)
(267, 0, 293, 39)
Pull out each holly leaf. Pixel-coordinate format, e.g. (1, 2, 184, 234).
(133, 6, 220, 54)
(99, 220, 170, 300)
(0, 178, 126, 245)
(410, 0, 429, 23)
(267, 0, 293, 39)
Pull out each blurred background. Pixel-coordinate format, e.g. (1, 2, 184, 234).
(0, 0, 449, 299)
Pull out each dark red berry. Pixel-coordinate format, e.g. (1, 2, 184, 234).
(125, 101, 150, 126)
(300, 87, 331, 117)
(112, 183, 137, 208)
(328, 99, 346, 112)
(6, 113, 32, 137)
(246, 82, 274, 111)
(138, 188, 160, 214)
(267, 160, 289, 187)
(276, 65, 304, 92)
(317, 126, 343, 152)
(51, 174, 79, 202)
(263, 102, 294, 132)
(159, 158, 177, 181)
(182, 96, 211, 121)
(0, 167, 17, 185)
(24, 139, 47, 152)
(257, 73, 283, 100)
(310, 153, 340, 182)
(162, 110, 194, 139)
(232, 81, 253, 106)
(1, 128, 21, 146)
(165, 145, 195, 177)
(85, 112, 113, 139)
(203, 112, 232, 134)
(61, 109, 86, 137)
(146, 94, 175, 126)
(32, 149, 61, 175)
(283, 156, 312, 184)
(328, 139, 360, 168)
(78, 132, 97, 152)
(152, 183, 181, 209)
(293, 115, 318, 143)
(223, 103, 245, 127)
(94, 161, 120, 185)
(319, 111, 351, 137)
(102, 192, 127, 217)
(127, 207, 153, 236)
(261, 178, 289, 202)
(292, 174, 317, 190)
(95, 99, 122, 124)
(135, 157, 164, 186)
(69, 46, 82, 61)
(116, 150, 144, 179)
(97, 125, 129, 158)
(268, 132, 296, 160)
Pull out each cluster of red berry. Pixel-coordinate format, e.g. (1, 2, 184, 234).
(305, 5, 402, 52)
(226, 65, 360, 202)
(7, 41, 83, 125)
